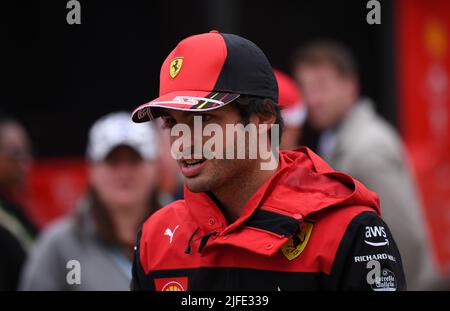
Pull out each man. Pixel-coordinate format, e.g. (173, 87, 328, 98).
(0, 113, 36, 243)
(0, 112, 35, 289)
(292, 40, 434, 289)
(0, 115, 36, 233)
(131, 31, 406, 291)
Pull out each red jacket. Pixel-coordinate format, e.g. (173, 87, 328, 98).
(132, 147, 406, 291)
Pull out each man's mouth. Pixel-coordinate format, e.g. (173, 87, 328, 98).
(179, 158, 207, 177)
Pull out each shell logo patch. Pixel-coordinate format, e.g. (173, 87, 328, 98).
(162, 281, 183, 291)
(154, 276, 188, 291)
(169, 57, 183, 78)
(281, 221, 313, 261)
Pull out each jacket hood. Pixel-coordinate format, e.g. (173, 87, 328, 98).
(263, 147, 381, 218)
(184, 147, 380, 236)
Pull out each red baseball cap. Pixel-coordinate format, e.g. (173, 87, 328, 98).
(274, 69, 306, 126)
(132, 30, 278, 123)
(274, 69, 302, 110)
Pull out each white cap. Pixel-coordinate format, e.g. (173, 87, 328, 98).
(281, 103, 307, 127)
(86, 111, 159, 162)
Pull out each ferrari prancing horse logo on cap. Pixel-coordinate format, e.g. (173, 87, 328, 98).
(169, 57, 183, 78)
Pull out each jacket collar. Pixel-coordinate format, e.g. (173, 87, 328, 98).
(184, 153, 290, 236)
(184, 147, 380, 256)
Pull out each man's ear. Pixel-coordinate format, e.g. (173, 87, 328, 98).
(251, 101, 277, 133)
(260, 113, 276, 134)
(342, 73, 359, 100)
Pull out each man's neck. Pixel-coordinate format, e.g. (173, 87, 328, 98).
(211, 159, 279, 224)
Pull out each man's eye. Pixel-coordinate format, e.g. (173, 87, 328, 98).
(201, 114, 213, 122)
(161, 117, 176, 129)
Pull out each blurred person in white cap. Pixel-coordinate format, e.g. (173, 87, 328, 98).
(19, 111, 162, 290)
(274, 69, 307, 150)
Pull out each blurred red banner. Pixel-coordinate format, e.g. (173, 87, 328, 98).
(23, 158, 88, 229)
(396, 0, 450, 273)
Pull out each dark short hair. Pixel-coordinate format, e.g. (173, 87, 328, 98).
(231, 95, 284, 143)
(292, 40, 358, 77)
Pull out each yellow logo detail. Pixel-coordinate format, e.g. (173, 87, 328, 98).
(169, 57, 183, 78)
(162, 281, 184, 291)
(424, 19, 447, 59)
(281, 222, 313, 261)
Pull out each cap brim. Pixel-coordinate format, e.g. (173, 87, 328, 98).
(132, 91, 240, 123)
(282, 103, 307, 126)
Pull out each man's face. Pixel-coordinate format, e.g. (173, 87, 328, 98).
(0, 122, 31, 190)
(160, 105, 259, 193)
(295, 64, 357, 130)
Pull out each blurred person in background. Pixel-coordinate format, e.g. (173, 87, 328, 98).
(274, 69, 307, 150)
(0, 112, 35, 290)
(292, 40, 435, 289)
(0, 112, 37, 244)
(155, 118, 185, 203)
(0, 225, 26, 290)
(19, 112, 162, 290)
